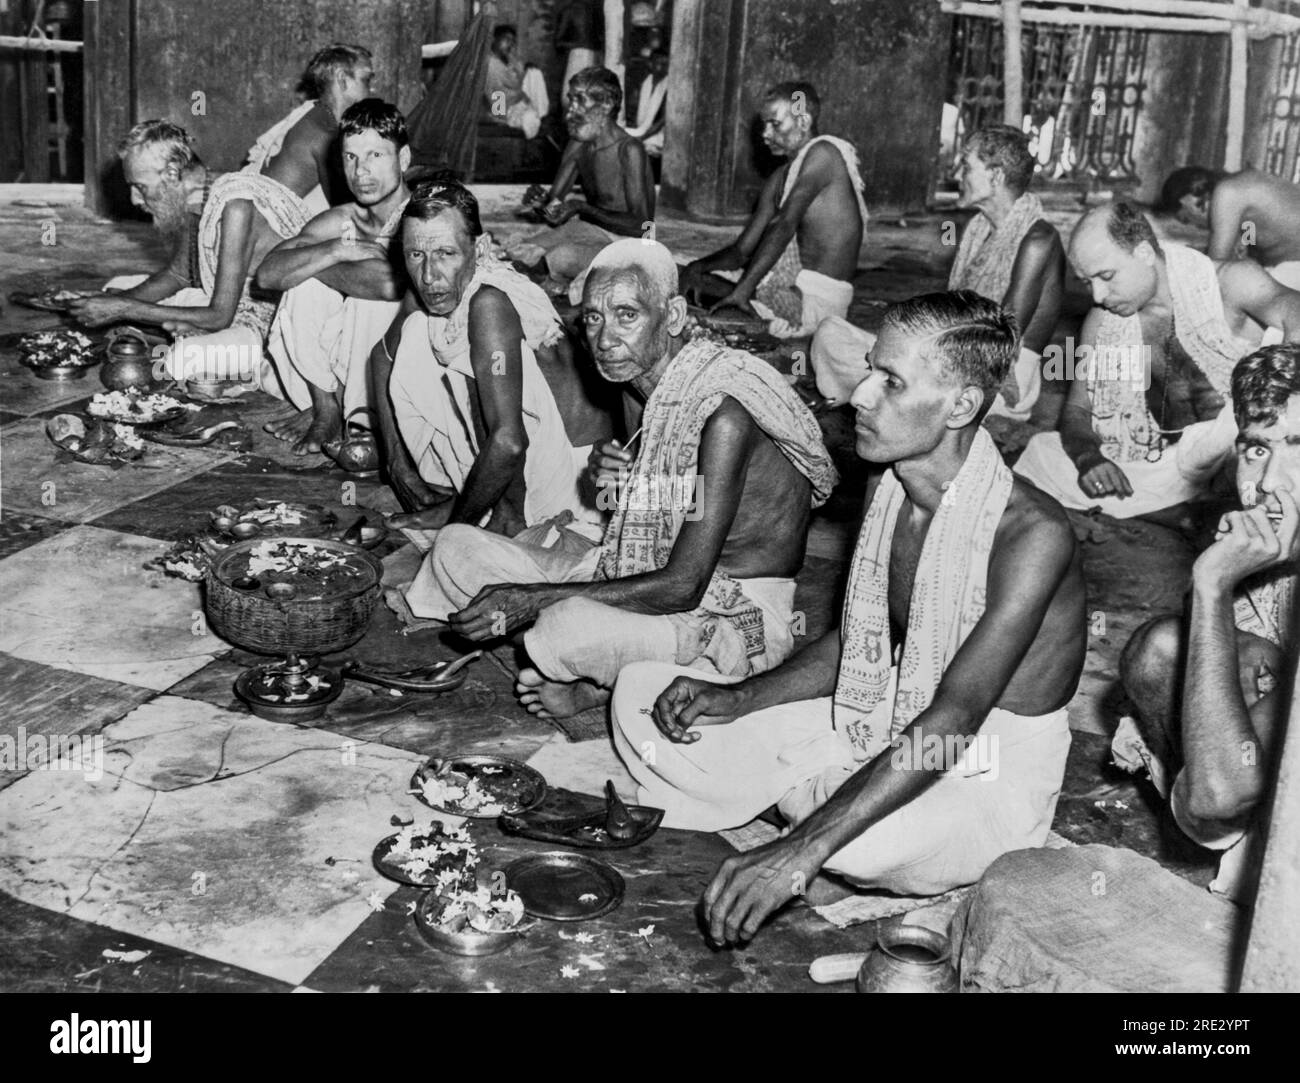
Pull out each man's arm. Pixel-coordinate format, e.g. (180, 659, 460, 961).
(702, 504, 1078, 944)
(544, 141, 584, 204)
(447, 397, 767, 638)
(1219, 258, 1300, 340)
(1001, 223, 1064, 350)
(1175, 492, 1299, 836)
(574, 138, 654, 237)
(1207, 183, 1248, 262)
(683, 172, 782, 279)
(257, 207, 400, 300)
(718, 144, 838, 304)
(1057, 309, 1134, 498)
(447, 287, 532, 529)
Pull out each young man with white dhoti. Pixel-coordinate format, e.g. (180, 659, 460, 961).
(244, 43, 375, 217)
(812, 125, 1063, 417)
(1016, 202, 1300, 521)
(69, 121, 308, 390)
(256, 100, 410, 456)
(611, 291, 1086, 945)
(483, 24, 550, 140)
(369, 180, 611, 565)
(430, 239, 837, 724)
(680, 82, 869, 341)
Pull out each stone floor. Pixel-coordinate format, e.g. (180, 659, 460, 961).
(0, 185, 1219, 993)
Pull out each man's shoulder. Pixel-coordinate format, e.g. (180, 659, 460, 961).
(998, 476, 1077, 558)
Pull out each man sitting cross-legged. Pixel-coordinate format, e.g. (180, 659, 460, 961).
(426, 238, 838, 722)
(611, 291, 1085, 946)
(370, 179, 612, 565)
(507, 66, 654, 296)
(1117, 343, 1300, 906)
(680, 81, 869, 340)
(257, 99, 410, 456)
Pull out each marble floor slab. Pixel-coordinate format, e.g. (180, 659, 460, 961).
(524, 731, 637, 802)
(0, 510, 69, 559)
(0, 525, 225, 690)
(0, 696, 426, 986)
(0, 418, 235, 523)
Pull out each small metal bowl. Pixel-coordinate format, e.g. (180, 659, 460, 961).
(413, 890, 527, 957)
(264, 582, 297, 602)
(213, 504, 240, 519)
(231, 576, 261, 591)
(229, 521, 260, 540)
(211, 515, 237, 533)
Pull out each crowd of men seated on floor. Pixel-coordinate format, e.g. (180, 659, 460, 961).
(66, 38, 1300, 984)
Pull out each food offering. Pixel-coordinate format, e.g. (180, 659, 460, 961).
(372, 819, 480, 889)
(8, 287, 91, 312)
(45, 413, 145, 466)
(18, 330, 99, 380)
(87, 389, 192, 427)
(409, 755, 547, 819)
(231, 539, 372, 602)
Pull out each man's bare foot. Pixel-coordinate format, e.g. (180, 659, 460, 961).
(264, 410, 312, 443)
(386, 502, 453, 532)
(293, 409, 343, 456)
(514, 667, 610, 720)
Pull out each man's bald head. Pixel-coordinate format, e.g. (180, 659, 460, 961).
(1069, 201, 1163, 317)
(582, 239, 687, 385)
(585, 238, 679, 304)
(1070, 201, 1163, 259)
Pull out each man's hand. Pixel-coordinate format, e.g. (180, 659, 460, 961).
(522, 184, 548, 209)
(702, 837, 824, 946)
(707, 289, 757, 318)
(448, 583, 544, 641)
(587, 438, 634, 506)
(1195, 489, 1300, 592)
(542, 200, 579, 227)
(1076, 452, 1132, 500)
(69, 294, 134, 328)
(652, 676, 749, 743)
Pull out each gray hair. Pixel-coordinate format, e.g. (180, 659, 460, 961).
(585, 238, 678, 303)
(116, 119, 201, 173)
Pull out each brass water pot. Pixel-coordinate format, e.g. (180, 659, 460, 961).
(100, 326, 156, 390)
(856, 924, 959, 993)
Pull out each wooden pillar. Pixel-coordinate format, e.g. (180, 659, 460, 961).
(1224, 0, 1248, 171)
(83, 0, 135, 216)
(1002, 0, 1023, 128)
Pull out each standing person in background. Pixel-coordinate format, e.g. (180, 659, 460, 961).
(554, 0, 602, 107)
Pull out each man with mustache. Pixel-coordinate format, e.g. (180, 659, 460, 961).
(507, 66, 654, 296)
(256, 99, 410, 456)
(1117, 343, 1300, 906)
(426, 238, 837, 723)
(680, 82, 868, 340)
(1015, 201, 1300, 520)
(611, 291, 1085, 946)
(69, 120, 308, 388)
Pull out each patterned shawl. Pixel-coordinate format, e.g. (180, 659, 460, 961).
(197, 171, 310, 336)
(1090, 244, 1257, 465)
(833, 427, 1012, 762)
(596, 337, 838, 670)
(948, 191, 1047, 305)
(1235, 566, 1297, 652)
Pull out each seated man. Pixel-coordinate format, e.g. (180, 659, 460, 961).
(1157, 165, 1300, 291)
(424, 238, 838, 722)
(612, 291, 1085, 945)
(484, 23, 550, 140)
(244, 43, 375, 216)
(624, 51, 668, 158)
(257, 99, 410, 456)
(1117, 343, 1300, 906)
(507, 67, 654, 294)
(370, 179, 611, 556)
(813, 125, 1063, 417)
(1015, 201, 1300, 520)
(69, 121, 308, 388)
(680, 82, 868, 340)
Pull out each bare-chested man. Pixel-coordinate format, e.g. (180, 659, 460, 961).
(507, 66, 654, 294)
(811, 124, 1062, 415)
(1157, 165, 1300, 291)
(1016, 201, 1300, 520)
(611, 291, 1084, 945)
(680, 81, 869, 340)
(69, 121, 309, 389)
(246, 43, 375, 216)
(424, 239, 838, 722)
(369, 179, 612, 557)
(257, 99, 409, 455)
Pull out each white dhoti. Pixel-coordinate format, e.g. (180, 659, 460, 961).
(612, 661, 1070, 895)
(1268, 262, 1300, 292)
(509, 218, 620, 290)
(265, 276, 399, 424)
(810, 316, 873, 406)
(1014, 410, 1236, 519)
(986, 347, 1043, 422)
(758, 269, 855, 340)
(561, 47, 600, 105)
(411, 525, 796, 686)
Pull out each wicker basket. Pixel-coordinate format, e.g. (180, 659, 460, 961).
(205, 537, 384, 655)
